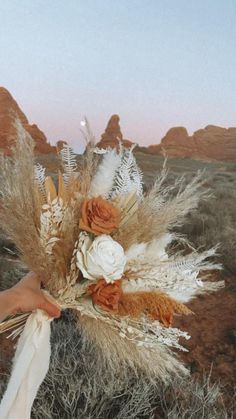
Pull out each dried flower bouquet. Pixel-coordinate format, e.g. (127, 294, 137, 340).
(0, 120, 223, 387)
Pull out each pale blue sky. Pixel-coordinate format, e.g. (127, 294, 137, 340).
(0, 0, 236, 151)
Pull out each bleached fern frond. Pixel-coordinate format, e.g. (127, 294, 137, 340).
(123, 266, 222, 303)
(89, 149, 122, 198)
(167, 247, 222, 272)
(110, 145, 143, 198)
(34, 163, 46, 201)
(59, 144, 78, 185)
(132, 159, 143, 197)
(124, 244, 222, 302)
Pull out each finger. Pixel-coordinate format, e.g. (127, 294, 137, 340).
(39, 297, 61, 318)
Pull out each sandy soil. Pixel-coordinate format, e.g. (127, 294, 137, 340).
(176, 276, 236, 404)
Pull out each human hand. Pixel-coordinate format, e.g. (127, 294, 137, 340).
(0, 272, 61, 321)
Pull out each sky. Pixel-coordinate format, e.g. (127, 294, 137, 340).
(0, 0, 236, 152)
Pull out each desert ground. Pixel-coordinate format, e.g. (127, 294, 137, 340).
(0, 152, 236, 418)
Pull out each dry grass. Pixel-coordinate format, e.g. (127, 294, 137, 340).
(1, 312, 234, 419)
(32, 312, 159, 419)
(179, 178, 236, 275)
(158, 373, 236, 419)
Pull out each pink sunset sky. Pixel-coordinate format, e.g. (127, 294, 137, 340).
(0, 1, 236, 152)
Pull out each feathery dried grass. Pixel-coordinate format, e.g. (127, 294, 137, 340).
(0, 123, 85, 294)
(114, 170, 209, 250)
(89, 149, 122, 198)
(79, 119, 99, 196)
(0, 122, 51, 282)
(78, 313, 188, 383)
(32, 313, 158, 419)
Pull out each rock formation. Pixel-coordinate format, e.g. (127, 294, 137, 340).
(0, 87, 56, 155)
(1, 88, 235, 162)
(97, 116, 236, 161)
(96, 114, 133, 149)
(147, 125, 236, 161)
(56, 140, 68, 153)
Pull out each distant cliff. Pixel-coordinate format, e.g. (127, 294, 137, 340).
(148, 125, 236, 161)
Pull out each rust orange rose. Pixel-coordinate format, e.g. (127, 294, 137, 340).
(79, 196, 120, 235)
(87, 279, 122, 312)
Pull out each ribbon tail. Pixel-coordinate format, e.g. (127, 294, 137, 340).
(0, 310, 52, 419)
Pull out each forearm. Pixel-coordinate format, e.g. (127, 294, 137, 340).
(0, 289, 17, 322)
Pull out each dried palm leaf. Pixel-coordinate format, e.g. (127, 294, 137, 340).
(45, 176, 57, 202)
(58, 172, 67, 202)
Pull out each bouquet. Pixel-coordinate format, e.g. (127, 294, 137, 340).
(0, 120, 223, 418)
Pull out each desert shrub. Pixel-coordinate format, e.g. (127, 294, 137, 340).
(1, 312, 233, 419)
(0, 231, 18, 257)
(158, 374, 235, 419)
(179, 177, 236, 274)
(0, 257, 26, 291)
(30, 312, 158, 419)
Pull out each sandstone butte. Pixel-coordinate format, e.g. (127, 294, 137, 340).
(96, 114, 134, 150)
(97, 115, 236, 162)
(147, 126, 236, 161)
(0, 87, 56, 155)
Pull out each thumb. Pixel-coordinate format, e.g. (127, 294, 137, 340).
(39, 295, 61, 318)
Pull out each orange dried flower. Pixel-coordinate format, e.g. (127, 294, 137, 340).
(118, 291, 192, 327)
(79, 196, 120, 235)
(87, 279, 122, 312)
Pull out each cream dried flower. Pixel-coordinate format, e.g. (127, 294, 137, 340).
(76, 233, 126, 283)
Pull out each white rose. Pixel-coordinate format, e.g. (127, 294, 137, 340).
(76, 233, 126, 283)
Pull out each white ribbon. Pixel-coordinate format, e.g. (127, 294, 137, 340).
(0, 310, 52, 419)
